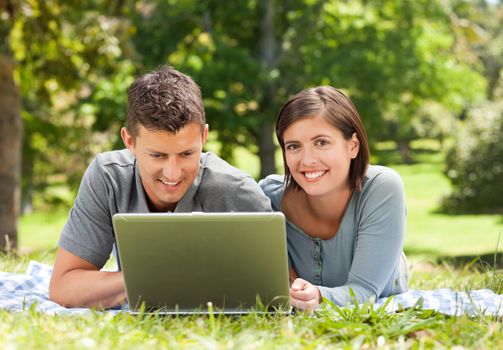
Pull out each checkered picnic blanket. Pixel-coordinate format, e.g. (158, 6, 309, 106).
(1, 261, 502, 316)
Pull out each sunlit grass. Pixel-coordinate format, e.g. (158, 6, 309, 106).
(18, 209, 68, 251)
(0, 251, 502, 349)
(395, 161, 503, 257)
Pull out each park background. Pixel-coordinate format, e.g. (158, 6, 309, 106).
(1, 1, 503, 348)
(2, 0, 502, 261)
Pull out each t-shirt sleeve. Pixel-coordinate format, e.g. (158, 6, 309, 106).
(58, 156, 116, 268)
(232, 176, 273, 212)
(318, 168, 406, 305)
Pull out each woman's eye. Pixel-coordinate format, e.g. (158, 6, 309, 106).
(285, 144, 299, 151)
(315, 139, 329, 147)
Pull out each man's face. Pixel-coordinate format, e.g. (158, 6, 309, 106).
(121, 123, 208, 212)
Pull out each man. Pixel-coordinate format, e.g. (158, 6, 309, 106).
(49, 65, 272, 308)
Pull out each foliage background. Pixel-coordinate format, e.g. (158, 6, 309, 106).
(1, 0, 502, 248)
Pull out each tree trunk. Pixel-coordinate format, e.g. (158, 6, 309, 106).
(257, 0, 278, 179)
(257, 121, 276, 179)
(398, 140, 411, 164)
(0, 54, 22, 251)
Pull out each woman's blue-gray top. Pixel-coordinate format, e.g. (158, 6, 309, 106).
(259, 165, 408, 306)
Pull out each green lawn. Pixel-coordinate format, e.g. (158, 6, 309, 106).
(396, 161, 503, 258)
(18, 209, 68, 251)
(1, 248, 502, 349)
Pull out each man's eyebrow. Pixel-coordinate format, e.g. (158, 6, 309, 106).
(144, 148, 166, 154)
(144, 147, 199, 155)
(178, 147, 199, 153)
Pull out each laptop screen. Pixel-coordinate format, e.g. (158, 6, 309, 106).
(113, 212, 290, 313)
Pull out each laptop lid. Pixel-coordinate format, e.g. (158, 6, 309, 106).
(112, 212, 290, 314)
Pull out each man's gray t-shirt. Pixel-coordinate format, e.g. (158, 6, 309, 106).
(260, 165, 408, 306)
(59, 150, 272, 268)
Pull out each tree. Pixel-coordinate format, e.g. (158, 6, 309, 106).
(449, 0, 503, 101)
(132, 0, 328, 177)
(0, 0, 22, 250)
(442, 0, 503, 213)
(132, 0, 487, 172)
(315, 0, 486, 162)
(443, 101, 503, 213)
(9, 0, 135, 211)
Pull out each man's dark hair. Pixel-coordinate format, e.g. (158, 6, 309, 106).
(126, 65, 205, 138)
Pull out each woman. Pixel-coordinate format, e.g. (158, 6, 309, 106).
(260, 86, 408, 311)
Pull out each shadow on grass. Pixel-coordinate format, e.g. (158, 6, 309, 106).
(406, 246, 503, 270)
(372, 146, 443, 167)
(404, 247, 443, 257)
(436, 252, 503, 270)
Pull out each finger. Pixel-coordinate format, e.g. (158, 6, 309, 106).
(290, 296, 319, 312)
(290, 283, 321, 303)
(290, 286, 315, 302)
(290, 287, 311, 301)
(290, 278, 308, 291)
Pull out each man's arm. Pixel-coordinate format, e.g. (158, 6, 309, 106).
(49, 247, 126, 309)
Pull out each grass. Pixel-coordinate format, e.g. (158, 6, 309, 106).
(1, 304, 502, 349)
(1, 249, 503, 349)
(397, 161, 503, 258)
(18, 210, 68, 251)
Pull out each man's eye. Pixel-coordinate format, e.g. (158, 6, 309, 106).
(150, 153, 162, 158)
(181, 151, 194, 157)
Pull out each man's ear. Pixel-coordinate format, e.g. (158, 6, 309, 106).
(349, 132, 360, 159)
(121, 127, 135, 152)
(201, 124, 209, 145)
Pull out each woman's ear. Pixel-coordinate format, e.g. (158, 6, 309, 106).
(349, 132, 360, 159)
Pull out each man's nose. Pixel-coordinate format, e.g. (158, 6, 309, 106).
(162, 157, 181, 180)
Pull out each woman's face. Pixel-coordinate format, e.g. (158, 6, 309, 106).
(282, 115, 359, 197)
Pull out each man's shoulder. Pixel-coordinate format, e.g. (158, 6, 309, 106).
(200, 152, 252, 184)
(87, 149, 136, 185)
(95, 149, 135, 168)
(198, 152, 264, 198)
(197, 153, 271, 210)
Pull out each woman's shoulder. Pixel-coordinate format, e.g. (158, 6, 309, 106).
(362, 165, 404, 194)
(258, 175, 285, 208)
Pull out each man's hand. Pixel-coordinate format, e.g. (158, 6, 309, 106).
(289, 278, 321, 312)
(49, 247, 127, 309)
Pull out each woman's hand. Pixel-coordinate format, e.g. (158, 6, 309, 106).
(289, 278, 322, 311)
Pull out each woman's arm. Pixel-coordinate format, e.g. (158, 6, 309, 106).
(319, 167, 407, 306)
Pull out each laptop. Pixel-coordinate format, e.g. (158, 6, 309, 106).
(112, 212, 290, 314)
